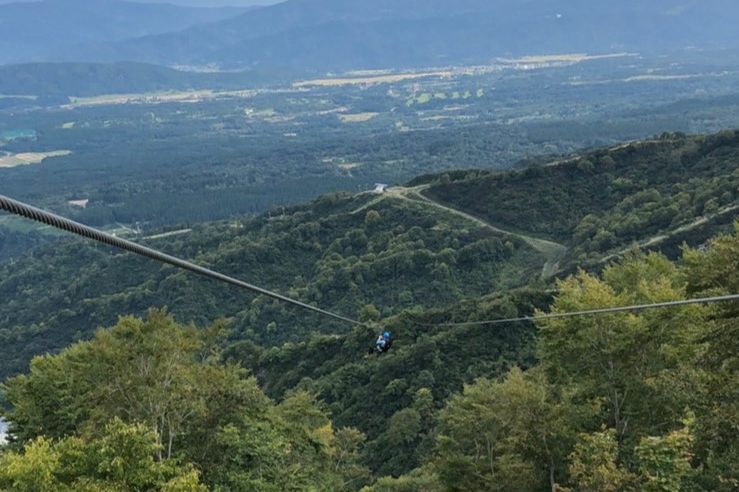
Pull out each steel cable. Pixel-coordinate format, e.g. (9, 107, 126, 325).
(411, 294, 739, 327)
(0, 193, 366, 327)
(3, 193, 737, 331)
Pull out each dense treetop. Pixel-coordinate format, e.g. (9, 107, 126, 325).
(421, 130, 739, 262)
(2, 130, 737, 381)
(0, 130, 737, 489)
(2, 225, 737, 490)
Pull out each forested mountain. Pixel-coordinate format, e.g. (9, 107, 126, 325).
(0, 0, 247, 64)
(0, 189, 548, 379)
(0, 131, 738, 488)
(419, 130, 739, 265)
(4, 0, 739, 70)
(0, 0, 272, 3)
(72, 0, 739, 71)
(0, 62, 285, 97)
(238, 227, 739, 489)
(2, 224, 737, 490)
(0, 130, 736, 381)
(3, 0, 739, 487)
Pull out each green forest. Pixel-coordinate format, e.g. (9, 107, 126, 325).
(2, 130, 736, 380)
(420, 130, 739, 264)
(2, 3, 739, 489)
(1, 224, 737, 491)
(0, 128, 738, 490)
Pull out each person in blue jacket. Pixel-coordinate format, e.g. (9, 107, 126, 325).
(376, 330, 393, 353)
(376, 334, 387, 353)
(367, 328, 394, 356)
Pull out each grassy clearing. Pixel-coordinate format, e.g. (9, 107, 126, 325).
(294, 71, 450, 88)
(406, 93, 432, 106)
(65, 89, 256, 108)
(67, 199, 89, 208)
(321, 157, 362, 170)
(338, 112, 379, 123)
(337, 163, 361, 170)
(406, 90, 468, 106)
(499, 52, 635, 65)
(0, 150, 71, 168)
(143, 229, 192, 240)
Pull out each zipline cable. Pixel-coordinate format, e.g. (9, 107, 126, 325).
(0, 193, 366, 327)
(2, 193, 737, 331)
(412, 293, 739, 327)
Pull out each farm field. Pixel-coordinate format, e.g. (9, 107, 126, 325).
(0, 150, 71, 168)
(293, 70, 452, 87)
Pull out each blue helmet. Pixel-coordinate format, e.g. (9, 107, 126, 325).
(383, 331, 391, 339)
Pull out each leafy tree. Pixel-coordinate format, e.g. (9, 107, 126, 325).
(365, 210, 381, 225)
(204, 390, 368, 491)
(0, 437, 59, 492)
(564, 420, 698, 492)
(331, 427, 372, 491)
(359, 304, 382, 322)
(361, 466, 442, 492)
(635, 420, 695, 492)
(566, 429, 634, 492)
(1, 312, 360, 490)
(682, 224, 739, 490)
(537, 253, 709, 446)
(0, 419, 205, 491)
(366, 407, 422, 477)
(434, 368, 571, 491)
(3, 311, 249, 461)
(363, 387, 437, 477)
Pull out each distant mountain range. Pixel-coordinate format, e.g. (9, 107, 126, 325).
(0, 62, 290, 97)
(0, 0, 249, 64)
(2, 0, 739, 72)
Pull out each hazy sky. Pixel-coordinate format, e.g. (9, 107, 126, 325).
(0, 0, 283, 5)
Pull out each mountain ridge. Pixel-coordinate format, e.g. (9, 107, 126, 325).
(67, 0, 739, 71)
(0, 0, 248, 64)
(0, 129, 736, 381)
(0, 62, 287, 97)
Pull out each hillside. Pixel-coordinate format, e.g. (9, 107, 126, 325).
(73, 0, 739, 71)
(0, 130, 738, 488)
(0, 0, 246, 64)
(0, 62, 286, 97)
(227, 224, 738, 483)
(1, 130, 737, 382)
(2, 224, 737, 489)
(0, 191, 547, 379)
(419, 130, 739, 266)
